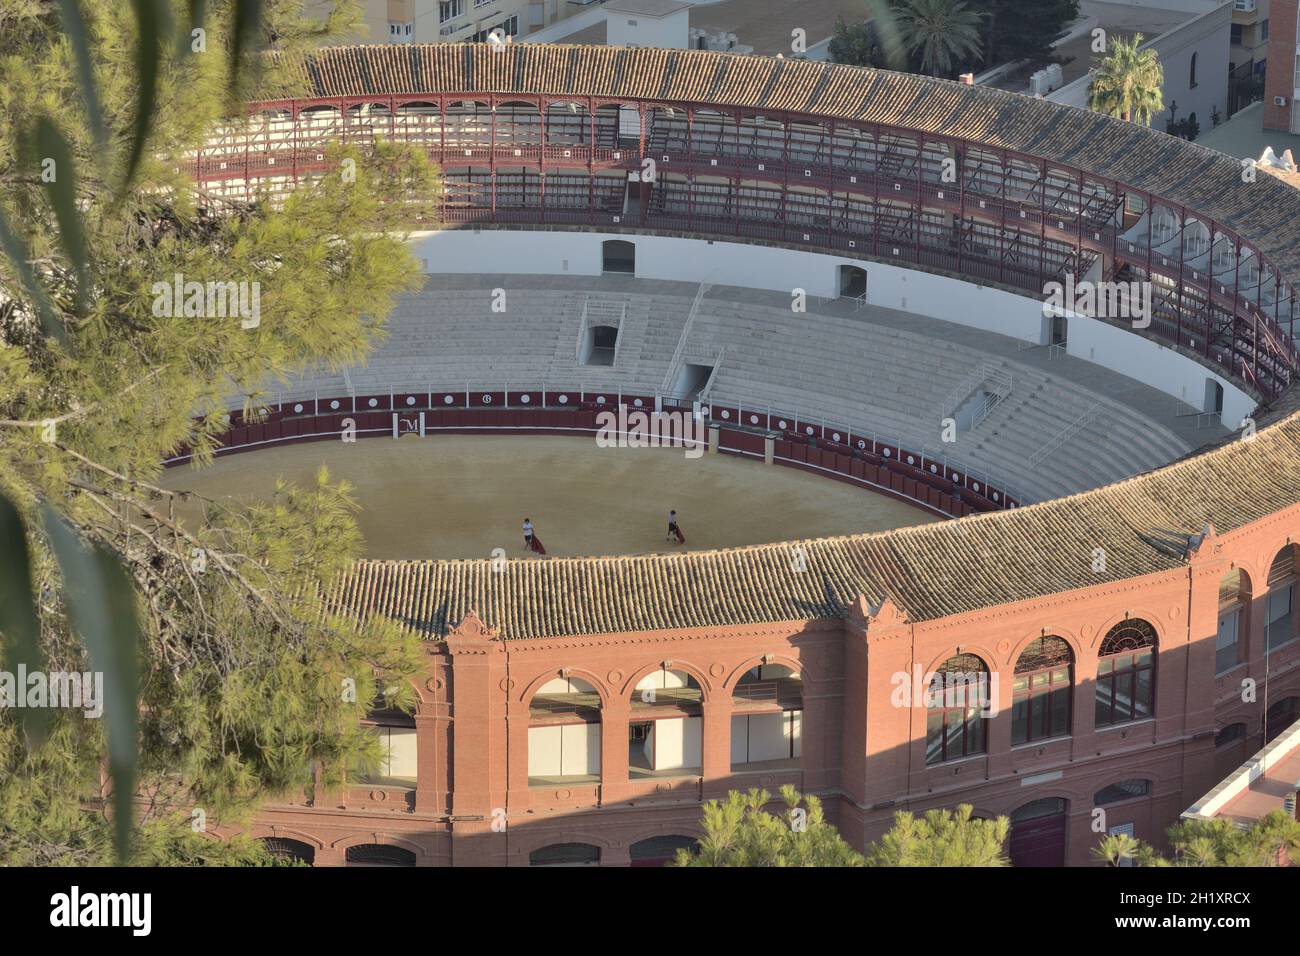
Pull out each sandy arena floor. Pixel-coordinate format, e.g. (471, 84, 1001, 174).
(161, 435, 937, 560)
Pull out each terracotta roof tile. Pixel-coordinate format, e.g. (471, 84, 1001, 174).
(321, 404, 1300, 641)
(271, 45, 1300, 279)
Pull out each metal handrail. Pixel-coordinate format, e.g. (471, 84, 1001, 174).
(1028, 402, 1101, 468)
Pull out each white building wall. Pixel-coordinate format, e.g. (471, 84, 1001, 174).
(651, 716, 702, 770)
(607, 8, 690, 48)
(1050, 1, 1232, 133)
(528, 722, 601, 776)
(407, 229, 1253, 424)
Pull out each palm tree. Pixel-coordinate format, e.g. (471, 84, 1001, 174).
(1088, 33, 1164, 125)
(895, 0, 985, 78)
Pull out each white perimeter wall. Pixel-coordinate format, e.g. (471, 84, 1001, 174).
(407, 229, 1254, 425)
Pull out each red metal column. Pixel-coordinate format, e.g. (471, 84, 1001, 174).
(490, 94, 497, 218)
(539, 96, 546, 224)
(1038, 160, 1047, 288)
(588, 96, 596, 219)
(687, 108, 694, 231)
(913, 132, 921, 264)
(827, 120, 836, 249)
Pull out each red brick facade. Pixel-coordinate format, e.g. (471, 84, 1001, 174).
(222, 505, 1300, 866)
(1265, 0, 1299, 131)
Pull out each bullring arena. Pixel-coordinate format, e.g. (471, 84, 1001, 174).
(169, 45, 1300, 866)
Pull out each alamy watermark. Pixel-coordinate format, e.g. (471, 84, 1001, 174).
(151, 273, 261, 329)
(0, 665, 104, 718)
(889, 663, 1000, 717)
(1043, 274, 1151, 329)
(595, 404, 706, 459)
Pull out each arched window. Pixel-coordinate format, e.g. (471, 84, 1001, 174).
(1190, 52, 1198, 89)
(529, 843, 600, 867)
(629, 835, 698, 867)
(345, 844, 416, 867)
(1095, 620, 1157, 728)
(1216, 568, 1250, 674)
(1214, 722, 1247, 748)
(631, 668, 703, 776)
(1094, 778, 1151, 806)
(1012, 637, 1073, 745)
(1266, 548, 1296, 652)
(925, 653, 990, 765)
(529, 676, 602, 784)
(259, 837, 315, 865)
(732, 664, 802, 770)
(1265, 697, 1299, 743)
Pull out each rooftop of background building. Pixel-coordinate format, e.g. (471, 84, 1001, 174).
(990, 0, 1213, 96)
(1184, 718, 1300, 827)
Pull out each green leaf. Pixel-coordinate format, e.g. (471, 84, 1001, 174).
(0, 208, 64, 342)
(123, 0, 168, 192)
(34, 117, 92, 316)
(56, 0, 109, 157)
(0, 493, 50, 747)
(229, 0, 265, 104)
(42, 509, 141, 864)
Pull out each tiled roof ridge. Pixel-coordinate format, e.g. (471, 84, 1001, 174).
(268, 45, 1300, 282)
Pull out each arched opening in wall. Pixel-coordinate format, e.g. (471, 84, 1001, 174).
(1264, 696, 1300, 744)
(259, 837, 315, 865)
(1012, 637, 1073, 745)
(528, 676, 602, 786)
(925, 653, 991, 766)
(1093, 779, 1151, 865)
(1009, 797, 1069, 867)
(1204, 379, 1224, 416)
(345, 844, 416, 867)
(731, 664, 802, 771)
(1265, 546, 1298, 654)
(1217, 568, 1251, 675)
(602, 239, 635, 275)
(581, 324, 619, 366)
(630, 668, 703, 778)
(1095, 619, 1157, 729)
(629, 835, 700, 867)
(529, 843, 601, 867)
(838, 265, 867, 299)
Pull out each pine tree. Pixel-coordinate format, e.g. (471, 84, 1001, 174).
(673, 787, 867, 866)
(1090, 811, 1300, 867)
(0, 1, 434, 864)
(865, 804, 1010, 866)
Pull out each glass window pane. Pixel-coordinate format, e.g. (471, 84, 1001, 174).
(966, 708, 985, 755)
(1134, 670, 1153, 719)
(1012, 698, 1029, 745)
(945, 709, 966, 757)
(1050, 685, 1071, 737)
(1096, 679, 1112, 726)
(926, 710, 944, 764)
(1115, 672, 1134, 722)
(1030, 693, 1047, 739)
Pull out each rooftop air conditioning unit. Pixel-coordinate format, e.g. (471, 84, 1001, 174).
(1275, 95, 1289, 107)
